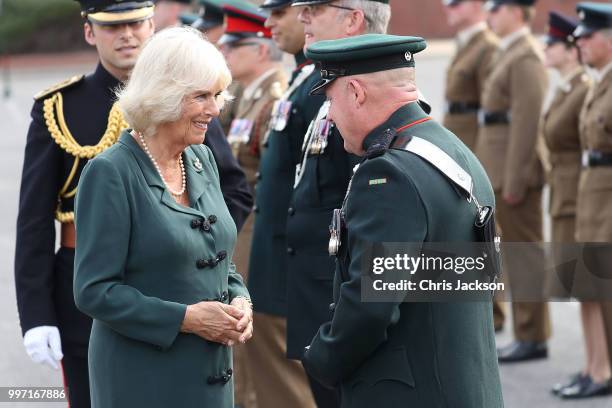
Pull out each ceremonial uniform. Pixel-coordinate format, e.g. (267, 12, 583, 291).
(476, 24, 550, 347)
(444, 21, 498, 150)
(302, 35, 504, 408)
(574, 5, 612, 371)
(245, 45, 321, 407)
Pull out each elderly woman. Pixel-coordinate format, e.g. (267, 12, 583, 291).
(73, 27, 253, 408)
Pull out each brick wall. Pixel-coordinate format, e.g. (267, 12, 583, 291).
(389, 0, 589, 38)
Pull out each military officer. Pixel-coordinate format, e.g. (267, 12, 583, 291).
(477, 0, 550, 362)
(442, 0, 504, 330)
(218, 3, 288, 407)
(442, 0, 498, 151)
(192, 0, 226, 43)
(571, 1, 612, 399)
(241, 1, 321, 407)
(286, 1, 390, 406)
(540, 12, 610, 398)
(14, 2, 251, 406)
(302, 33, 504, 408)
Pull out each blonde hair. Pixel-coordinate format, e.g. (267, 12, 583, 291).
(117, 26, 232, 136)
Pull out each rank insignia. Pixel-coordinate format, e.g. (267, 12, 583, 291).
(369, 178, 387, 186)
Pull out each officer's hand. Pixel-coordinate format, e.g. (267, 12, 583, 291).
(181, 301, 244, 346)
(23, 326, 63, 370)
(230, 297, 253, 344)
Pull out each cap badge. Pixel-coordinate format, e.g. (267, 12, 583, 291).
(405, 52, 412, 62)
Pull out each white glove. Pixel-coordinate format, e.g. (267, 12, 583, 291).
(23, 326, 63, 370)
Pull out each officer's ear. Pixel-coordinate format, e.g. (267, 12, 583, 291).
(84, 21, 97, 46)
(343, 9, 367, 37)
(347, 78, 366, 109)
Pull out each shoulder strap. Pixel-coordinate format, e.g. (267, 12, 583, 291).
(34, 75, 84, 101)
(403, 136, 474, 203)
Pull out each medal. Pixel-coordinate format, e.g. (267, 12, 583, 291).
(271, 100, 293, 131)
(328, 208, 344, 256)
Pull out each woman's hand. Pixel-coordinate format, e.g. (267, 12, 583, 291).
(180, 301, 245, 346)
(230, 297, 253, 344)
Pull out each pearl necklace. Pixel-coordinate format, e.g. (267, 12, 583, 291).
(136, 132, 186, 197)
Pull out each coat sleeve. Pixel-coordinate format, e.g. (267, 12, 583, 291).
(73, 156, 186, 350)
(200, 144, 251, 302)
(204, 119, 253, 232)
(14, 100, 62, 334)
(302, 156, 427, 387)
(503, 55, 547, 199)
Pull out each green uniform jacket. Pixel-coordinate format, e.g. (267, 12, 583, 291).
(248, 52, 325, 316)
(286, 120, 359, 358)
(303, 103, 503, 408)
(74, 131, 249, 408)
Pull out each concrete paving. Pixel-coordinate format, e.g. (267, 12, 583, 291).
(0, 50, 610, 407)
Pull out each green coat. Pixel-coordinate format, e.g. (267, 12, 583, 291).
(74, 131, 249, 408)
(303, 103, 503, 408)
(248, 52, 325, 316)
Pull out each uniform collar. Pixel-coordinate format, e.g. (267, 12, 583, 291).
(499, 26, 530, 51)
(557, 66, 585, 92)
(93, 62, 122, 94)
(456, 22, 487, 50)
(594, 61, 612, 84)
(294, 50, 307, 69)
(362, 102, 428, 153)
(242, 68, 278, 100)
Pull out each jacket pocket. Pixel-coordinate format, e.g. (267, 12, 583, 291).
(349, 346, 415, 388)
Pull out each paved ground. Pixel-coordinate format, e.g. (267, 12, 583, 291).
(1, 49, 611, 407)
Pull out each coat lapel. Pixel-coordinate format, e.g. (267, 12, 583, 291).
(184, 146, 210, 206)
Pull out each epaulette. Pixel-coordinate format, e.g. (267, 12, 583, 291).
(34, 75, 84, 101)
(365, 128, 396, 159)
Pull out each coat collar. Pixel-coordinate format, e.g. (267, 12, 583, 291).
(118, 131, 210, 217)
(92, 63, 122, 97)
(362, 102, 428, 152)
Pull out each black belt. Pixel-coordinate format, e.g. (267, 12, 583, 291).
(582, 150, 612, 167)
(447, 101, 480, 114)
(479, 111, 510, 126)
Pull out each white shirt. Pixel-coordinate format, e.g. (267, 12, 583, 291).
(456, 22, 488, 50)
(499, 26, 530, 51)
(242, 68, 278, 101)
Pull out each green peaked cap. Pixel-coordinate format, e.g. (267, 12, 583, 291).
(305, 34, 427, 95)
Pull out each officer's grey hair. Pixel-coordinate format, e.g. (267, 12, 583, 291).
(117, 26, 232, 136)
(358, 67, 416, 88)
(335, 0, 391, 34)
(252, 38, 284, 62)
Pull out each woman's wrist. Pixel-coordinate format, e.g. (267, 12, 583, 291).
(233, 296, 253, 309)
(180, 304, 194, 333)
